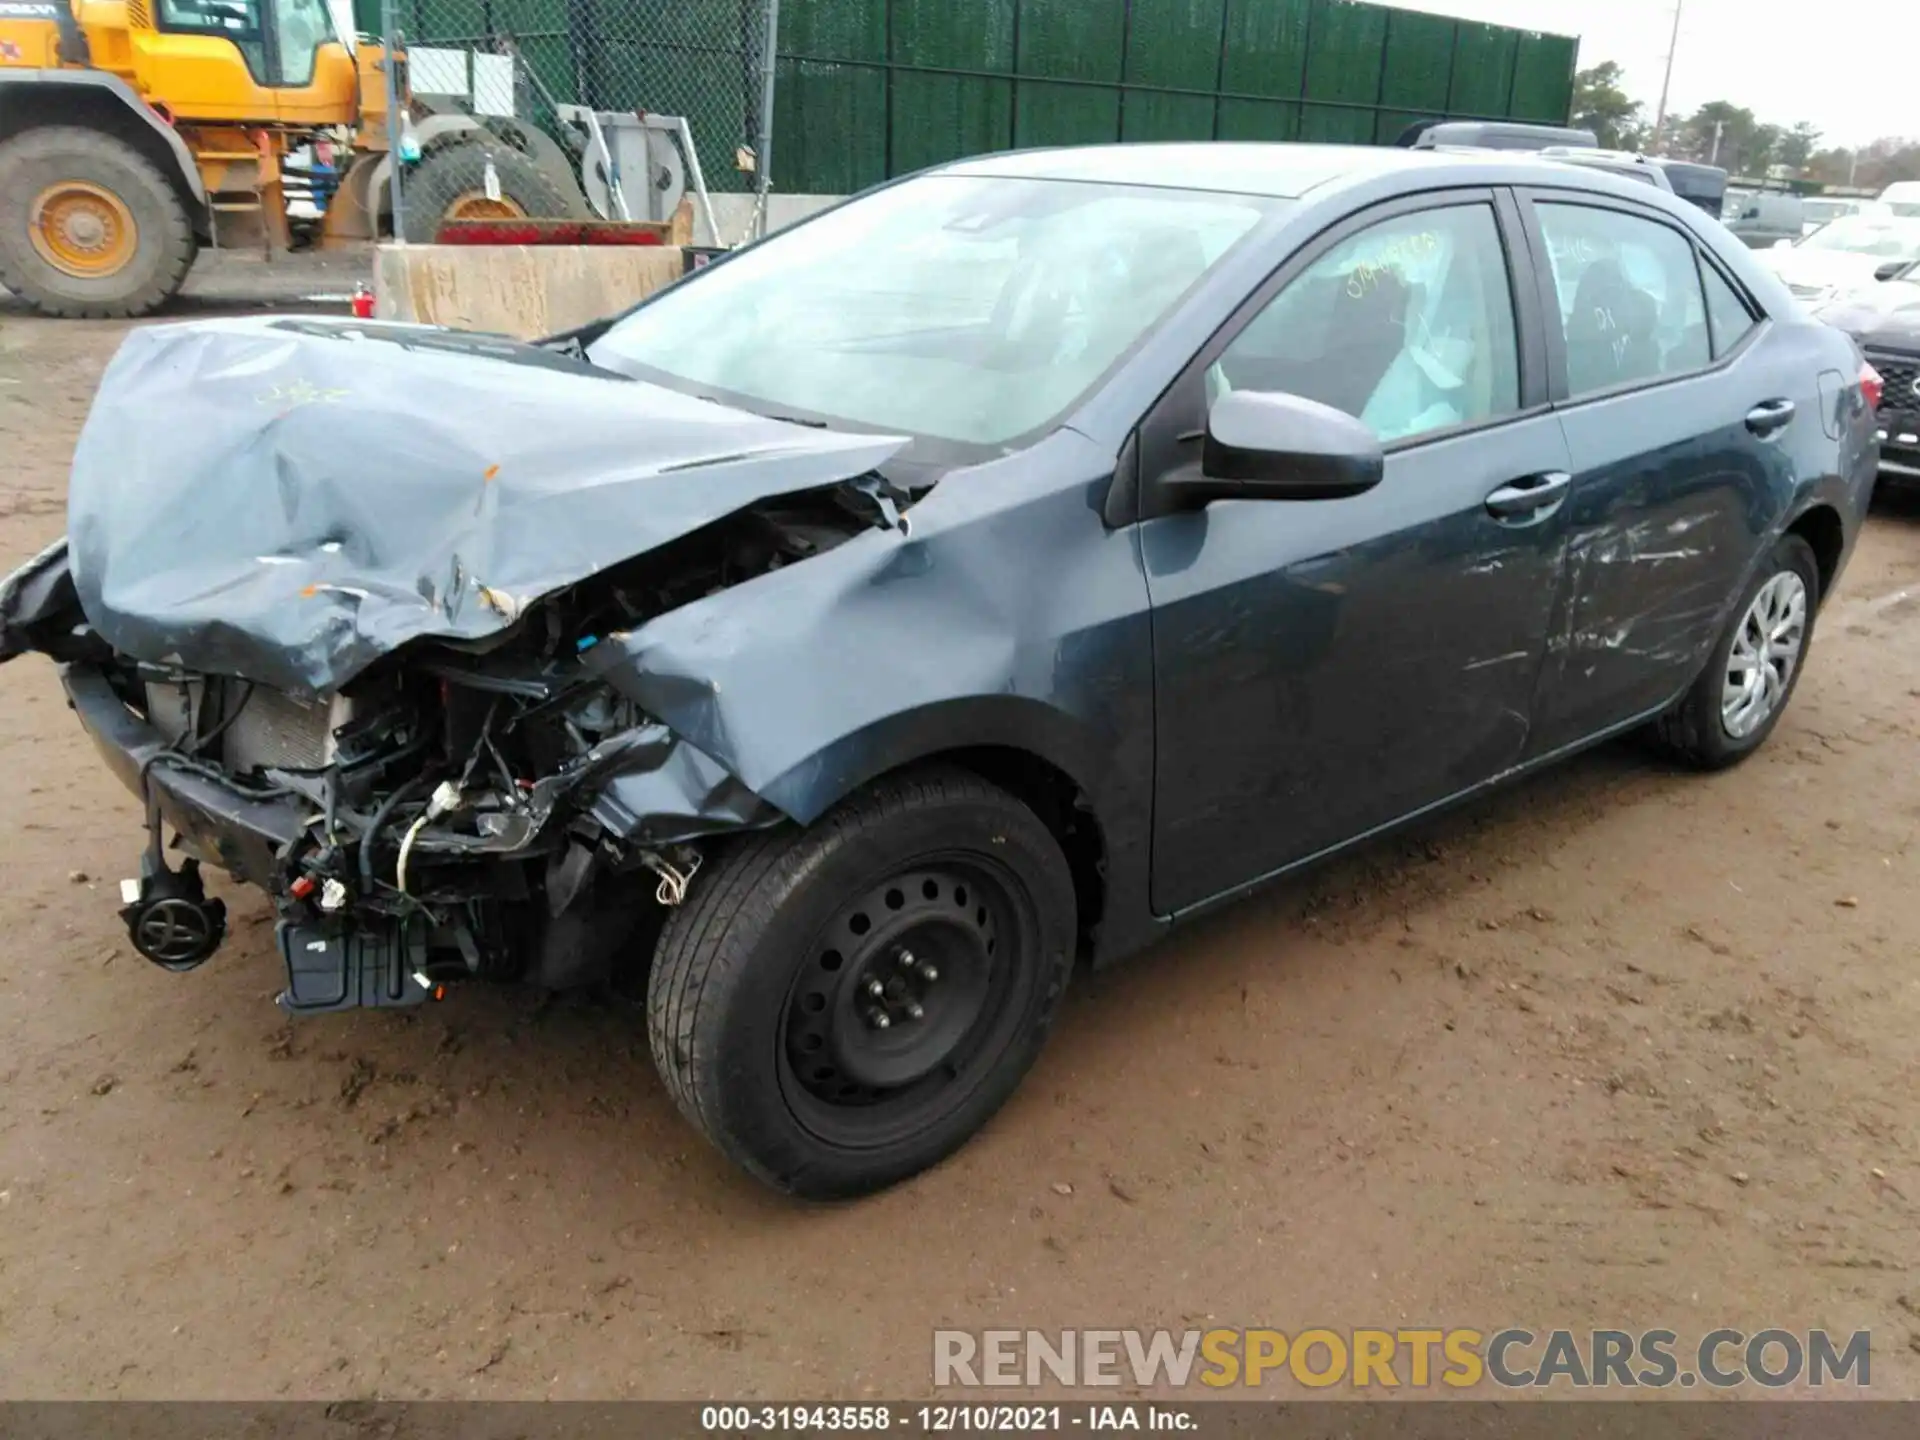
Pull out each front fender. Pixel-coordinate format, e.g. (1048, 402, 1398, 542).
(580, 442, 1158, 952)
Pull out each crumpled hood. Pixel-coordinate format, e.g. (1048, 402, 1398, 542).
(67, 317, 908, 695)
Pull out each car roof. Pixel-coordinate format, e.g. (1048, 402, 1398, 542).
(936, 142, 1689, 204)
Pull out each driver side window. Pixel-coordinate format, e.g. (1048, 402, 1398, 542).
(1211, 203, 1521, 444)
(159, 0, 269, 81)
(159, 0, 263, 33)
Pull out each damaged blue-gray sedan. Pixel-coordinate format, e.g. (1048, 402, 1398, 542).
(0, 144, 1881, 1196)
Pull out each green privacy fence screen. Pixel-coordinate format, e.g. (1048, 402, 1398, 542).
(774, 0, 1577, 193)
(356, 0, 1578, 200)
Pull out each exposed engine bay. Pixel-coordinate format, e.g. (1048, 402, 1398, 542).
(0, 315, 922, 1014)
(78, 484, 888, 1012)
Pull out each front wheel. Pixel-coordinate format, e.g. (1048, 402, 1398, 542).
(647, 767, 1077, 1198)
(1650, 533, 1821, 769)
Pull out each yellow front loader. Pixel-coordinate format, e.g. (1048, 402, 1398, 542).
(0, 0, 583, 316)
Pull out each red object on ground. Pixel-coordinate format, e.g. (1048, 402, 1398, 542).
(430, 219, 672, 246)
(350, 284, 374, 320)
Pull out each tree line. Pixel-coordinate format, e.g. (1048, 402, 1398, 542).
(1570, 61, 1920, 190)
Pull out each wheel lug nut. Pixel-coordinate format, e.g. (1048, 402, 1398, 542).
(865, 978, 885, 999)
(897, 948, 916, 968)
(868, 1009, 891, 1030)
(919, 963, 939, 983)
(904, 1001, 924, 1021)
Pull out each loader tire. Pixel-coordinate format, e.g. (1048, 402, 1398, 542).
(0, 126, 197, 319)
(399, 142, 585, 242)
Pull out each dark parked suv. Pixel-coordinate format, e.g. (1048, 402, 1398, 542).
(0, 143, 1881, 1197)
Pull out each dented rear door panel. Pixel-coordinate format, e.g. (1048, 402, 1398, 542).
(1527, 339, 1807, 757)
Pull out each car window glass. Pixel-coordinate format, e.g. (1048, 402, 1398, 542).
(1702, 264, 1758, 357)
(590, 176, 1272, 448)
(271, 0, 337, 85)
(160, 0, 268, 79)
(1208, 203, 1519, 444)
(160, 0, 261, 32)
(1537, 203, 1710, 397)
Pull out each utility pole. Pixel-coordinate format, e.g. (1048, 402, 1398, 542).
(1651, 0, 1685, 155)
(1709, 119, 1723, 166)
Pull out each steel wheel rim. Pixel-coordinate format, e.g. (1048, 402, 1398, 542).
(29, 181, 138, 279)
(1722, 570, 1807, 740)
(777, 855, 1037, 1151)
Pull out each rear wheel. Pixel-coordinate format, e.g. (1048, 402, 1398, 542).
(647, 767, 1077, 1198)
(399, 142, 583, 242)
(0, 127, 196, 319)
(1650, 534, 1821, 768)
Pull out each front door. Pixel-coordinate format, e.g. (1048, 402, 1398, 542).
(1143, 191, 1574, 916)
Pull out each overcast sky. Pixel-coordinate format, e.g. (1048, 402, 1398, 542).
(1395, 0, 1910, 148)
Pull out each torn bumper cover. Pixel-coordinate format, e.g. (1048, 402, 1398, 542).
(8, 317, 912, 1011)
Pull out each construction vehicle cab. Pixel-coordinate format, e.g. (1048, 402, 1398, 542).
(1, 0, 589, 317)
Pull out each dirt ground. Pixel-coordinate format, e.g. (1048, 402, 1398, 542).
(1, 288, 1918, 1403)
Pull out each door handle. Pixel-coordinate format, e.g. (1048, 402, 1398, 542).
(1485, 471, 1571, 521)
(1746, 398, 1797, 437)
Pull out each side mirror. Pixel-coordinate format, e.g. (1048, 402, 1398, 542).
(1162, 390, 1385, 508)
(1771, 237, 1794, 251)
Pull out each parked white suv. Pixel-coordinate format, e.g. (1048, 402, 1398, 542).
(1880, 181, 1920, 216)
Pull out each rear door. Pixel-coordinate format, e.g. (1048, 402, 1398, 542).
(1142, 188, 1576, 916)
(1518, 190, 1802, 755)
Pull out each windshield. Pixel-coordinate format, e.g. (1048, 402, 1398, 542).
(1798, 214, 1920, 260)
(589, 176, 1275, 447)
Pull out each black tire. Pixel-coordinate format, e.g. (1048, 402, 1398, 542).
(399, 142, 584, 243)
(1650, 533, 1822, 769)
(0, 126, 196, 319)
(647, 766, 1077, 1199)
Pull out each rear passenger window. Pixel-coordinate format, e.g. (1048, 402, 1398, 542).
(1536, 203, 1711, 398)
(1702, 263, 1759, 357)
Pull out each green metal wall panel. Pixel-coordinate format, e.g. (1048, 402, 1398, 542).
(1216, 97, 1301, 143)
(1015, 80, 1122, 148)
(1124, 0, 1228, 90)
(1121, 90, 1218, 143)
(1220, 0, 1312, 100)
(781, 0, 884, 61)
(1377, 9, 1456, 115)
(891, 0, 1015, 68)
(377, 0, 1578, 199)
(1299, 101, 1374, 143)
(1016, 0, 1127, 82)
(1372, 108, 1429, 144)
(891, 73, 1014, 173)
(1509, 32, 1578, 123)
(1304, 0, 1389, 106)
(1447, 20, 1518, 116)
(773, 57, 888, 192)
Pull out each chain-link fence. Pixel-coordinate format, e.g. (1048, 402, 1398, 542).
(359, 0, 779, 245)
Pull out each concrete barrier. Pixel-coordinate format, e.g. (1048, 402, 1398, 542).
(373, 243, 686, 338)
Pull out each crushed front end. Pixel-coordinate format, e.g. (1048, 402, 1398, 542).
(0, 316, 912, 1014)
